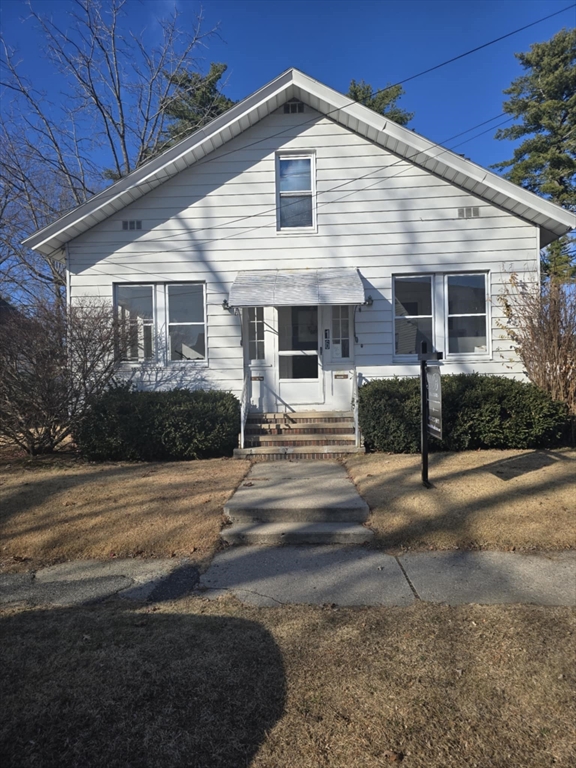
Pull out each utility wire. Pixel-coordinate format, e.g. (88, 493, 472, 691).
(76, 110, 528, 286)
(76, 112, 516, 254)
(33, 0, 576, 234)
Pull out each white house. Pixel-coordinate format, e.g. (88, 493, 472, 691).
(24, 69, 575, 458)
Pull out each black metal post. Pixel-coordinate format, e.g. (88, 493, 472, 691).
(420, 358, 430, 488)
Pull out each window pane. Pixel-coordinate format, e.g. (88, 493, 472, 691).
(279, 195, 313, 228)
(116, 286, 154, 361)
(448, 275, 486, 315)
(279, 158, 311, 192)
(395, 318, 433, 355)
(168, 284, 204, 323)
(279, 354, 318, 379)
(278, 306, 317, 350)
(448, 316, 487, 354)
(247, 307, 264, 360)
(117, 285, 153, 320)
(169, 325, 205, 360)
(395, 277, 432, 316)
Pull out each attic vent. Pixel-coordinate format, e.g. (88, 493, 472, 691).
(284, 100, 304, 114)
(122, 220, 142, 231)
(458, 207, 480, 219)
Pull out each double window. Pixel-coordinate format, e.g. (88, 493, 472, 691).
(115, 283, 206, 363)
(276, 154, 315, 230)
(393, 273, 488, 358)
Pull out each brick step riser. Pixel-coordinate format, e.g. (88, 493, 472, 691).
(241, 452, 361, 461)
(245, 440, 356, 448)
(245, 427, 355, 436)
(248, 419, 354, 426)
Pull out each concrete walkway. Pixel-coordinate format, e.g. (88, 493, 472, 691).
(199, 547, 576, 607)
(0, 549, 574, 607)
(0, 558, 199, 607)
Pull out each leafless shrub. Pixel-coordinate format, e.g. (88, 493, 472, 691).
(0, 299, 124, 454)
(499, 273, 576, 416)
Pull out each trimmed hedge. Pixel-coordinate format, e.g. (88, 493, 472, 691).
(75, 386, 240, 461)
(358, 373, 570, 453)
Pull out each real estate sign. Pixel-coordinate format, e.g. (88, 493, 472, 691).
(426, 365, 442, 440)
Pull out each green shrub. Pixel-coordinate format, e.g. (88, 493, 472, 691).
(359, 373, 570, 453)
(74, 385, 240, 461)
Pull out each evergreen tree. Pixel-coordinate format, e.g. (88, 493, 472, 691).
(160, 63, 236, 149)
(347, 79, 414, 126)
(492, 28, 576, 280)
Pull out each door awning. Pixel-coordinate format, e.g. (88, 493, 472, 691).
(228, 268, 366, 307)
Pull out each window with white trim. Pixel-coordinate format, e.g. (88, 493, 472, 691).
(446, 274, 487, 354)
(393, 273, 489, 358)
(332, 306, 351, 359)
(247, 307, 265, 360)
(115, 282, 206, 363)
(116, 285, 154, 361)
(394, 276, 434, 356)
(276, 154, 315, 229)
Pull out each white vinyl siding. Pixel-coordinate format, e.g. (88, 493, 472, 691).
(69, 107, 539, 395)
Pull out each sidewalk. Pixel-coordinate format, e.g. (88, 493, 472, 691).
(0, 548, 574, 607)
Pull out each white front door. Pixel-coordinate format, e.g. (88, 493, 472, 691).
(245, 305, 355, 412)
(277, 305, 323, 408)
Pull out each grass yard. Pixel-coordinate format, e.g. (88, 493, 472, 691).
(0, 597, 574, 768)
(0, 456, 250, 572)
(346, 449, 576, 552)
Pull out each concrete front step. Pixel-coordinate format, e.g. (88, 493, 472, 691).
(225, 503, 369, 524)
(234, 445, 364, 460)
(221, 522, 374, 546)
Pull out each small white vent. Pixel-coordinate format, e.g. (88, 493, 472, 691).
(122, 220, 142, 230)
(458, 207, 480, 219)
(284, 100, 304, 114)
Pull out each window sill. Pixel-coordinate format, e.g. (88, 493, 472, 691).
(276, 226, 318, 235)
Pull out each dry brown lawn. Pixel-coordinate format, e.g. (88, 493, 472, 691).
(0, 456, 250, 572)
(1, 597, 574, 767)
(346, 449, 576, 552)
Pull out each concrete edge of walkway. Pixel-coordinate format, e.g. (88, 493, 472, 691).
(0, 549, 574, 609)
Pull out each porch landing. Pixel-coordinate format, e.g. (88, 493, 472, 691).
(234, 410, 364, 461)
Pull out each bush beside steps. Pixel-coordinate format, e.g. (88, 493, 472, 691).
(75, 386, 240, 461)
(359, 373, 570, 453)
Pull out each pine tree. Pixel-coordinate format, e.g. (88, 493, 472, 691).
(347, 80, 414, 126)
(160, 63, 236, 149)
(492, 28, 576, 280)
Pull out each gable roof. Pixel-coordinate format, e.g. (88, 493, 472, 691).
(23, 68, 575, 258)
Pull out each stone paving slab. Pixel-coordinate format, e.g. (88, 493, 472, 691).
(225, 460, 369, 518)
(198, 546, 414, 607)
(399, 550, 576, 606)
(0, 558, 193, 606)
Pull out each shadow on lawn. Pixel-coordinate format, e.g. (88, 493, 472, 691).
(354, 449, 576, 550)
(0, 603, 286, 768)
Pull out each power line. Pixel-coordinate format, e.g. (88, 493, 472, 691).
(76, 110, 531, 285)
(31, 0, 576, 237)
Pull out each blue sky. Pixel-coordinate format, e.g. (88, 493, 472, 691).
(2, 0, 575, 169)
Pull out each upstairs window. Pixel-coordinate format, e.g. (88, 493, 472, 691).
(277, 155, 315, 229)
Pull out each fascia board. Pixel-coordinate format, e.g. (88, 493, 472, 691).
(24, 67, 575, 256)
(293, 70, 576, 234)
(23, 71, 296, 255)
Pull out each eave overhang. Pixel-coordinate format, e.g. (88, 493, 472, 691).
(23, 68, 575, 257)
